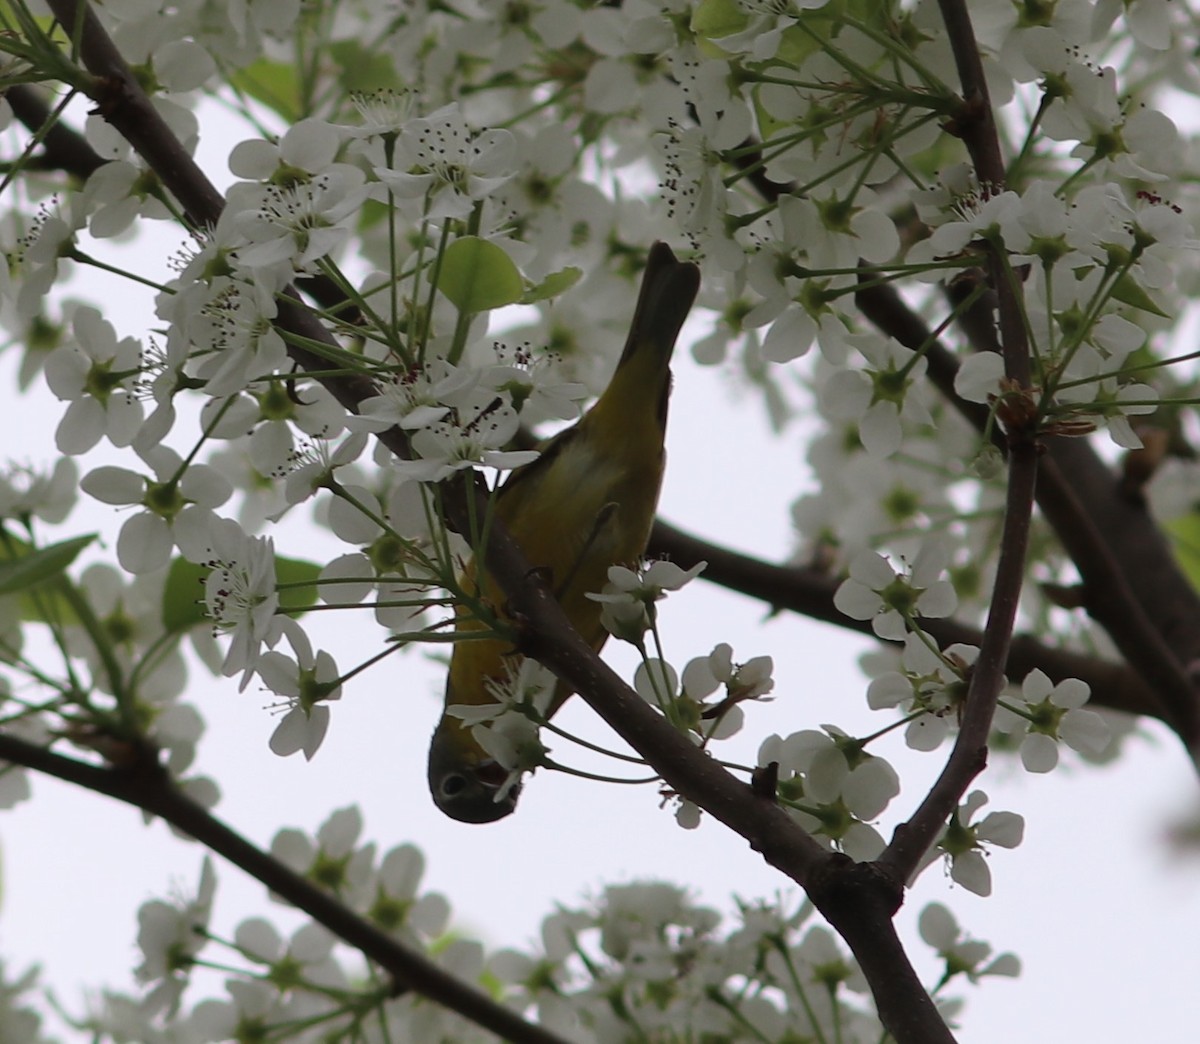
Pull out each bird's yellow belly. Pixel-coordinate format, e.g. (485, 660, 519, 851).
(504, 434, 660, 590)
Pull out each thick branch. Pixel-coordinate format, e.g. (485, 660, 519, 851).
(812, 860, 956, 1044)
(5, 84, 356, 320)
(499, 542, 951, 1040)
(1035, 447, 1200, 745)
(0, 733, 571, 1044)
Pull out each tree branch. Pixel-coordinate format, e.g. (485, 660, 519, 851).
(859, 0, 1039, 880)
(857, 279, 1198, 745)
(882, 436, 1038, 879)
(935, 0, 1028, 389)
(650, 520, 1164, 721)
(929, 0, 1200, 753)
(495, 535, 952, 1041)
(941, 264, 1200, 745)
(5, 84, 360, 324)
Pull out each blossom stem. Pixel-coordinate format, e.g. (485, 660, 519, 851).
(535, 718, 657, 765)
(64, 247, 174, 293)
(540, 758, 659, 786)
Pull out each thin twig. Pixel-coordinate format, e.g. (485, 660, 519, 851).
(935, 0, 1029, 389)
(872, 0, 1038, 880)
(881, 438, 1038, 879)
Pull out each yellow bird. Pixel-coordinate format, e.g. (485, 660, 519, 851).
(427, 243, 701, 823)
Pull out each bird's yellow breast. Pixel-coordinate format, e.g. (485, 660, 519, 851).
(452, 415, 664, 682)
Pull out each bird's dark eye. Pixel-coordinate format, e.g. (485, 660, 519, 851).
(439, 772, 469, 798)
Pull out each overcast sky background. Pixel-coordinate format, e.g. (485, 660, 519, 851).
(1, 97, 1199, 1043)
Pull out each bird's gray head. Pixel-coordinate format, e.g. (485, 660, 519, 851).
(427, 723, 522, 824)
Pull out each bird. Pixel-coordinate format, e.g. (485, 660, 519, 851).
(427, 242, 701, 823)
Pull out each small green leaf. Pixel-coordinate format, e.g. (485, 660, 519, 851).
(521, 266, 583, 304)
(0, 535, 95, 596)
(277, 556, 321, 613)
(329, 41, 400, 94)
(438, 237, 524, 312)
(1109, 273, 1169, 318)
(229, 59, 303, 122)
(690, 0, 747, 40)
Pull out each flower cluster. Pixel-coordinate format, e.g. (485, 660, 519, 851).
(919, 790, 1026, 897)
(81, 811, 462, 1041)
(759, 727, 901, 860)
(86, 818, 1015, 1043)
(588, 559, 707, 643)
(834, 544, 958, 640)
(865, 634, 978, 752)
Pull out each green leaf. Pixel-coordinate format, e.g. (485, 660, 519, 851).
(438, 237, 524, 312)
(0, 535, 95, 596)
(161, 555, 322, 635)
(356, 196, 393, 234)
(690, 0, 747, 40)
(328, 40, 401, 94)
(229, 59, 303, 122)
(276, 556, 321, 614)
(521, 266, 583, 304)
(1108, 273, 1169, 318)
(161, 558, 210, 634)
